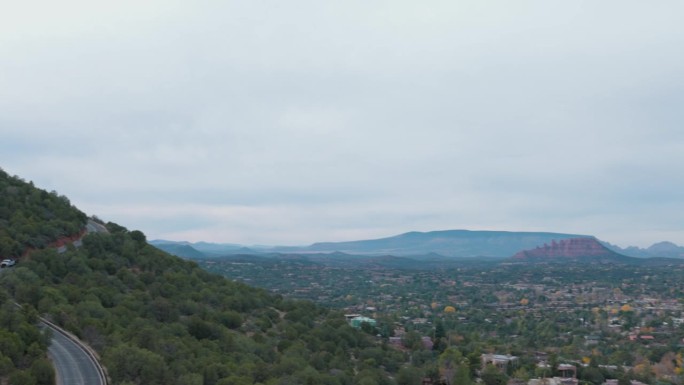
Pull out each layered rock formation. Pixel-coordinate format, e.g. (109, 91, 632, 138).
(511, 237, 627, 261)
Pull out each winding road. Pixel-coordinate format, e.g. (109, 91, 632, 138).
(43, 321, 107, 385)
(6, 219, 111, 384)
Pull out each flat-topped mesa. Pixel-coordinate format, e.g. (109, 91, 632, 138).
(511, 237, 619, 260)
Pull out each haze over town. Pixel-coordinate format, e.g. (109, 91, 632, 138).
(2, 1, 683, 247)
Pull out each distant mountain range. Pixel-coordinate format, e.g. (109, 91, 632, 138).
(150, 240, 260, 258)
(150, 243, 207, 259)
(152, 229, 592, 259)
(151, 230, 684, 264)
(287, 230, 595, 258)
(603, 241, 684, 259)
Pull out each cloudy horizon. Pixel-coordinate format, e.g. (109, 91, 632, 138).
(2, 1, 683, 248)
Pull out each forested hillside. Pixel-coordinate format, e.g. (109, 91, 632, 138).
(0, 171, 403, 385)
(0, 169, 62, 384)
(0, 288, 54, 385)
(0, 168, 87, 258)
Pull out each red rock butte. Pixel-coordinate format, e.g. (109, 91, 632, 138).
(511, 238, 618, 260)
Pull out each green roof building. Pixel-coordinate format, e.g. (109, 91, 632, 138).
(350, 316, 376, 329)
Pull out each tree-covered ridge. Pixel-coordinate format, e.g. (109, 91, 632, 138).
(0, 287, 55, 385)
(0, 169, 409, 384)
(3, 223, 405, 385)
(0, 168, 87, 258)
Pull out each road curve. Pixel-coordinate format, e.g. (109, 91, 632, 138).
(44, 322, 106, 385)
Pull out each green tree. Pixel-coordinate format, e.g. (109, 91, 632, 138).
(9, 370, 36, 385)
(433, 319, 447, 352)
(0, 353, 15, 376)
(0, 329, 24, 365)
(581, 367, 605, 385)
(617, 371, 631, 385)
(513, 367, 530, 382)
(440, 348, 465, 385)
(29, 358, 55, 385)
(481, 364, 508, 385)
(453, 364, 473, 385)
(403, 331, 424, 351)
(104, 343, 168, 385)
(396, 366, 423, 385)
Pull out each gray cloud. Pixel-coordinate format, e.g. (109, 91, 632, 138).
(2, 1, 684, 247)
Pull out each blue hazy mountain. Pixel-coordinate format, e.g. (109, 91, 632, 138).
(149, 240, 208, 259)
(272, 229, 593, 259)
(149, 240, 261, 258)
(153, 230, 593, 259)
(152, 232, 684, 264)
(603, 240, 684, 259)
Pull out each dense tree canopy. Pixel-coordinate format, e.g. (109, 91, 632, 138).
(0, 169, 87, 258)
(0, 288, 54, 385)
(0, 170, 412, 384)
(5, 225, 409, 384)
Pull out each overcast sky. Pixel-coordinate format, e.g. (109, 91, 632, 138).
(2, 1, 683, 248)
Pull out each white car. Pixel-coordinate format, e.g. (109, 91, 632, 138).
(0, 259, 16, 268)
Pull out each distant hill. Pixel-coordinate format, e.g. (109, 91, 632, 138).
(277, 229, 593, 259)
(149, 240, 259, 257)
(510, 237, 634, 263)
(152, 230, 684, 264)
(156, 230, 599, 260)
(603, 241, 684, 259)
(151, 242, 207, 259)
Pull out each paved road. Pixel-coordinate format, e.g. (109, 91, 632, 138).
(45, 324, 105, 385)
(1, 219, 108, 384)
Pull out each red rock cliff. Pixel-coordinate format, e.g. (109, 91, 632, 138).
(511, 237, 619, 260)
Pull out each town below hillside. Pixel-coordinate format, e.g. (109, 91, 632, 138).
(195, 254, 684, 385)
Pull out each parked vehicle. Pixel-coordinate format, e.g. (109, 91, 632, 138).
(0, 259, 16, 268)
